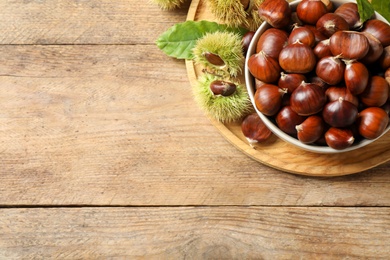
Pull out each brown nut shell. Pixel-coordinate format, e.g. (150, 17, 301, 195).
(290, 82, 326, 116)
(358, 107, 389, 139)
(325, 127, 355, 150)
(241, 113, 272, 146)
(296, 115, 325, 144)
(329, 31, 369, 60)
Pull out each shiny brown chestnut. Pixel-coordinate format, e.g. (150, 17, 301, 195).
(360, 32, 384, 64)
(362, 19, 390, 47)
(204, 52, 225, 66)
(279, 40, 316, 74)
(254, 84, 287, 116)
(296, 115, 325, 144)
(358, 107, 389, 139)
(290, 81, 326, 116)
(325, 127, 355, 150)
(288, 25, 316, 47)
(258, 0, 292, 29)
(209, 80, 237, 96)
(242, 31, 255, 55)
(278, 72, 307, 94)
(325, 85, 359, 107)
(322, 97, 358, 128)
(344, 60, 369, 95)
(378, 45, 390, 70)
(276, 105, 306, 135)
(241, 113, 273, 147)
(313, 39, 332, 59)
(359, 76, 389, 107)
(256, 28, 289, 59)
(329, 31, 369, 60)
(316, 13, 349, 38)
(334, 2, 362, 29)
(316, 55, 345, 85)
(296, 0, 328, 25)
(248, 51, 281, 83)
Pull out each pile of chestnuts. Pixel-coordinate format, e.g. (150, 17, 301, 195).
(247, 0, 390, 150)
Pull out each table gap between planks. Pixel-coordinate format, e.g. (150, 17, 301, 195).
(0, 0, 388, 258)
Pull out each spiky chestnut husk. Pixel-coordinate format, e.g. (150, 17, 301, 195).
(193, 73, 252, 123)
(247, 0, 265, 31)
(193, 31, 245, 77)
(150, 0, 185, 10)
(208, 0, 264, 30)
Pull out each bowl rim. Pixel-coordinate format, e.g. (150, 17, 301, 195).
(245, 0, 390, 154)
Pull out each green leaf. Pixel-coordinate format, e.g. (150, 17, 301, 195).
(371, 0, 390, 23)
(356, 0, 375, 23)
(156, 20, 248, 60)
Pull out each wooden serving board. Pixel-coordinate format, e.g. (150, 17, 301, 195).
(185, 0, 390, 176)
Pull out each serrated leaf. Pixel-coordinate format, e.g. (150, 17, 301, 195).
(371, 0, 390, 23)
(356, 0, 375, 23)
(156, 20, 248, 60)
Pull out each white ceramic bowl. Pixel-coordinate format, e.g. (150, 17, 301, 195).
(245, 0, 390, 154)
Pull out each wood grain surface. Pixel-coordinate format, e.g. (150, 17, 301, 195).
(0, 0, 389, 258)
(1, 207, 389, 259)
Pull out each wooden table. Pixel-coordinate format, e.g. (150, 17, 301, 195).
(0, 0, 389, 258)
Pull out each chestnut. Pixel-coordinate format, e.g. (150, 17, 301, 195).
(322, 97, 358, 128)
(329, 31, 369, 60)
(316, 56, 345, 85)
(325, 127, 355, 150)
(344, 60, 369, 95)
(278, 40, 316, 74)
(248, 51, 281, 83)
(334, 2, 362, 30)
(362, 19, 390, 47)
(256, 28, 289, 59)
(276, 105, 306, 135)
(358, 107, 389, 139)
(254, 84, 287, 116)
(288, 25, 316, 47)
(204, 52, 225, 66)
(290, 82, 326, 116)
(210, 80, 237, 96)
(296, 0, 328, 25)
(316, 13, 349, 38)
(258, 0, 292, 29)
(360, 32, 384, 64)
(313, 39, 332, 59)
(241, 113, 272, 147)
(359, 76, 389, 107)
(242, 31, 255, 55)
(378, 45, 390, 70)
(278, 72, 307, 94)
(296, 115, 325, 144)
(325, 85, 359, 107)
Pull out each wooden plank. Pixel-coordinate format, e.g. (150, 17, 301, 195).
(0, 45, 389, 206)
(0, 0, 189, 45)
(0, 207, 389, 259)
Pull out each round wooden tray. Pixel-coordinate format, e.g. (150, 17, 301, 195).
(185, 0, 390, 176)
